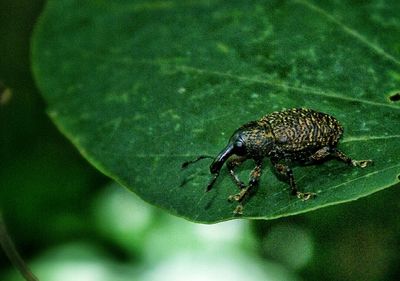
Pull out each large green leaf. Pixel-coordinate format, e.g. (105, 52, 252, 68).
(32, 0, 400, 223)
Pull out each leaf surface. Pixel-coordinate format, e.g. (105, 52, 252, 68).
(32, 0, 400, 222)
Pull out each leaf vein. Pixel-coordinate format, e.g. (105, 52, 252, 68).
(91, 56, 400, 109)
(295, 0, 400, 66)
(342, 134, 400, 143)
(176, 65, 399, 109)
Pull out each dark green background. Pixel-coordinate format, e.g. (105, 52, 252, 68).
(1, 1, 400, 281)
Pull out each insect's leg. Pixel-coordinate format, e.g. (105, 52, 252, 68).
(228, 161, 262, 215)
(226, 156, 247, 189)
(308, 147, 331, 162)
(274, 163, 297, 195)
(331, 148, 372, 168)
(274, 162, 315, 200)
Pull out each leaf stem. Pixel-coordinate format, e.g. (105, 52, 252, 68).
(0, 211, 39, 281)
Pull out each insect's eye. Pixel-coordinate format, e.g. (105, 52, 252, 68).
(235, 141, 243, 148)
(234, 140, 246, 155)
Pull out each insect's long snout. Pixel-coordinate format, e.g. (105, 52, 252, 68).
(206, 143, 234, 192)
(210, 143, 234, 174)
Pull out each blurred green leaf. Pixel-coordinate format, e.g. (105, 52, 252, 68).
(0, 0, 105, 254)
(253, 184, 400, 281)
(32, 0, 400, 223)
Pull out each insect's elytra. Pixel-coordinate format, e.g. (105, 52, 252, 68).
(183, 108, 372, 215)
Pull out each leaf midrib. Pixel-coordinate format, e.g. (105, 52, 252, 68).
(295, 0, 400, 66)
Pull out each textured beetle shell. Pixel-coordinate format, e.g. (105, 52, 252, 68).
(260, 108, 343, 152)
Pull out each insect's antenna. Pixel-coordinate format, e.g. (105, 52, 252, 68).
(181, 155, 214, 169)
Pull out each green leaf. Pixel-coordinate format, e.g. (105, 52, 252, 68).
(32, 0, 400, 223)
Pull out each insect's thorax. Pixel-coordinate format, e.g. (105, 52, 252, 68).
(239, 121, 274, 159)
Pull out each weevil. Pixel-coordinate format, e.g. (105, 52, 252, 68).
(182, 108, 372, 214)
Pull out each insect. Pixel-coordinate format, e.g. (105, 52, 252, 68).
(182, 108, 372, 214)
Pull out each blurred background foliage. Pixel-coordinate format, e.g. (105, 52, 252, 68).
(0, 1, 400, 281)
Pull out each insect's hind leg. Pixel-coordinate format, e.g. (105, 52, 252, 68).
(308, 147, 331, 163)
(309, 147, 372, 168)
(330, 148, 372, 168)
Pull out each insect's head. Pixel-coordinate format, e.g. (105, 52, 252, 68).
(181, 121, 263, 192)
(209, 127, 249, 174)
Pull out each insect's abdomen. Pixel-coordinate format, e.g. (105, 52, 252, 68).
(262, 108, 343, 152)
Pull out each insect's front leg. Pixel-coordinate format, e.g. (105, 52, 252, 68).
(228, 160, 262, 215)
(226, 156, 247, 189)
